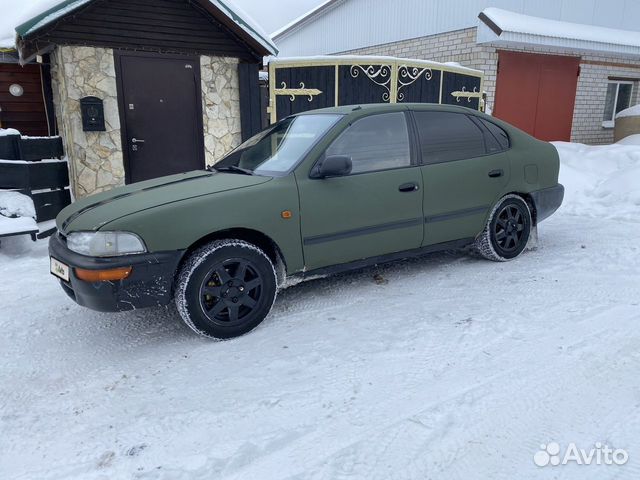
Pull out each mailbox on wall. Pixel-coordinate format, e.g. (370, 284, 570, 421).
(80, 96, 105, 132)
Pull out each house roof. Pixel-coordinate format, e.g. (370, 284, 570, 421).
(271, 0, 339, 39)
(271, 0, 640, 58)
(6, 0, 277, 55)
(478, 7, 640, 57)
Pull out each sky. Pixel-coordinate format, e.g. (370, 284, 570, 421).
(0, 0, 323, 47)
(233, 0, 322, 34)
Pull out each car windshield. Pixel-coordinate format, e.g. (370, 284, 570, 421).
(214, 114, 342, 175)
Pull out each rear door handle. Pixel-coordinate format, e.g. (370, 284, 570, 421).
(398, 182, 419, 192)
(488, 169, 504, 178)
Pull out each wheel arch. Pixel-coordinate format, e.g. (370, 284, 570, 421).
(175, 228, 287, 290)
(479, 191, 537, 239)
(510, 192, 537, 226)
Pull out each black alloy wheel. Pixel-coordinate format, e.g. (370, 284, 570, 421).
(200, 259, 263, 325)
(494, 204, 527, 254)
(175, 239, 277, 339)
(475, 194, 532, 262)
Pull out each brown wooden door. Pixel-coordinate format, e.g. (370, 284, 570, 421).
(493, 51, 580, 142)
(115, 52, 204, 184)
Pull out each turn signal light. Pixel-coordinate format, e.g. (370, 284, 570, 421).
(75, 267, 132, 282)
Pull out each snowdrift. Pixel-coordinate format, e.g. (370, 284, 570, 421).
(552, 140, 640, 221)
(0, 191, 38, 237)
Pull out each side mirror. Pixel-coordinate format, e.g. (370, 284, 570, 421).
(312, 155, 352, 178)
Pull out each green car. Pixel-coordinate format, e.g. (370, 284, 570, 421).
(50, 104, 563, 339)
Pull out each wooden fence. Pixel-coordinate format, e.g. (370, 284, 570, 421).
(0, 134, 70, 229)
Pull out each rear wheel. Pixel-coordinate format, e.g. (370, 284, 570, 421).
(475, 194, 532, 262)
(175, 239, 277, 339)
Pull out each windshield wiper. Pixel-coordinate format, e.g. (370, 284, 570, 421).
(211, 165, 254, 175)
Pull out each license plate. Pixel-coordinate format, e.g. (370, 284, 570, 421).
(50, 257, 70, 282)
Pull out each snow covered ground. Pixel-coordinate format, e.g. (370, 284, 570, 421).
(1, 141, 639, 479)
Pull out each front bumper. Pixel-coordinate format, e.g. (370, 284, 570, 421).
(530, 184, 564, 223)
(49, 232, 184, 312)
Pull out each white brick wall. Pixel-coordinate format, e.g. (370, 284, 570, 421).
(340, 28, 640, 145)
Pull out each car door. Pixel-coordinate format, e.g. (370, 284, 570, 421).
(412, 110, 511, 246)
(296, 112, 424, 271)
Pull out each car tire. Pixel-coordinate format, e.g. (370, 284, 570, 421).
(175, 239, 277, 339)
(475, 194, 532, 262)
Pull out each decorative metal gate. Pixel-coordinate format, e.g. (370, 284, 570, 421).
(268, 56, 485, 123)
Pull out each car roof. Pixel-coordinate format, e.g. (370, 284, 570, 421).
(297, 102, 484, 118)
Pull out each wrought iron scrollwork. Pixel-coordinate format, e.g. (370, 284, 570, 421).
(452, 86, 480, 103)
(275, 81, 322, 102)
(397, 65, 433, 102)
(350, 65, 392, 102)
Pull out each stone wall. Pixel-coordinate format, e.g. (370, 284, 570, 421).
(51, 47, 244, 198)
(341, 28, 640, 145)
(200, 55, 242, 165)
(51, 46, 124, 198)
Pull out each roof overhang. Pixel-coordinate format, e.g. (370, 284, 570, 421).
(14, 0, 277, 64)
(478, 7, 640, 58)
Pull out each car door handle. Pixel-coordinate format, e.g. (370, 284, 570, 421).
(488, 169, 504, 178)
(398, 182, 419, 192)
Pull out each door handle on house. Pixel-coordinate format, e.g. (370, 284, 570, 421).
(398, 182, 419, 192)
(131, 138, 145, 144)
(488, 169, 504, 178)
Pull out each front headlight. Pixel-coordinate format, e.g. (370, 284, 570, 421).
(66, 231, 147, 257)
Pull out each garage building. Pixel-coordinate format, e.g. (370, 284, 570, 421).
(272, 0, 640, 144)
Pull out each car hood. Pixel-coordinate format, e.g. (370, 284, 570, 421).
(57, 170, 271, 234)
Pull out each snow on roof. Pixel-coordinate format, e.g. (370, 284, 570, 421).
(479, 7, 640, 56)
(15, 0, 92, 40)
(207, 0, 277, 56)
(8, 0, 276, 56)
(0, 0, 70, 48)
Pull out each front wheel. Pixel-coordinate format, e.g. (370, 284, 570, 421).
(475, 194, 532, 262)
(175, 240, 277, 339)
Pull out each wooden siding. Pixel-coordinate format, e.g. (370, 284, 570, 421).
(0, 63, 49, 136)
(238, 62, 263, 141)
(25, 0, 258, 61)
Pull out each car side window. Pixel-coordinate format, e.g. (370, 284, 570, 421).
(413, 111, 486, 164)
(477, 117, 510, 150)
(325, 112, 411, 174)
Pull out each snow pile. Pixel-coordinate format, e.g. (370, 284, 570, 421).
(553, 141, 640, 220)
(0, 191, 36, 219)
(616, 134, 640, 145)
(0, 191, 37, 237)
(616, 104, 640, 119)
(0, 128, 20, 136)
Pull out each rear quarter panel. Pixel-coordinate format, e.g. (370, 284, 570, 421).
(491, 117, 561, 194)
